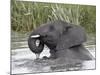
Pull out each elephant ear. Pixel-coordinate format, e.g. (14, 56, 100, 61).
(56, 26, 86, 50)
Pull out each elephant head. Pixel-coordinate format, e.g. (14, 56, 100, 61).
(28, 20, 87, 59)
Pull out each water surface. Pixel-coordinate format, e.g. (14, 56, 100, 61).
(11, 32, 96, 74)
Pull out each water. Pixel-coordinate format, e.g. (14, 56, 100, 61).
(11, 32, 96, 74)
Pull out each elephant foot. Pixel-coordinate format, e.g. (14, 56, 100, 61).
(49, 55, 57, 59)
(42, 56, 49, 60)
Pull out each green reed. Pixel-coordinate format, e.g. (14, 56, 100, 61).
(11, 0, 96, 34)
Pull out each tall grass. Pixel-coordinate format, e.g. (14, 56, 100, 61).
(11, 0, 96, 34)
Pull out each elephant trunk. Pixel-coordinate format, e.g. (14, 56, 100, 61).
(28, 34, 44, 59)
(35, 53, 40, 59)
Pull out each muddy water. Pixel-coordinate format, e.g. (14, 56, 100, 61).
(11, 32, 96, 74)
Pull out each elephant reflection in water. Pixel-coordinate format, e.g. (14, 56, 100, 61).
(28, 20, 93, 61)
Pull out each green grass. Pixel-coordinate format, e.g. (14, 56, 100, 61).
(11, 0, 96, 34)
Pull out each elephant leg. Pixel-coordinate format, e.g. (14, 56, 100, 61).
(49, 49, 57, 59)
(69, 45, 94, 60)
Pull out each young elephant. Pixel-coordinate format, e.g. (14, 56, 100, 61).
(28, 20, 92, 60)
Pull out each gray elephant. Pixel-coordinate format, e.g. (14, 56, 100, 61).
(28, 20, 92, 60)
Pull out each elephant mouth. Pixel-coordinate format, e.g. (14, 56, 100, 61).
(35, 39, 40, 47)
(30, 35, 41, 47)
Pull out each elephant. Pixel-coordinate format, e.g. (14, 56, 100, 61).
(28, 20, 93, 60)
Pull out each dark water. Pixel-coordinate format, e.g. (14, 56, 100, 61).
(11, 32, 96, 74)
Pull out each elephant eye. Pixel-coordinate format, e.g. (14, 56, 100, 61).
(35, 39, 40, 47)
